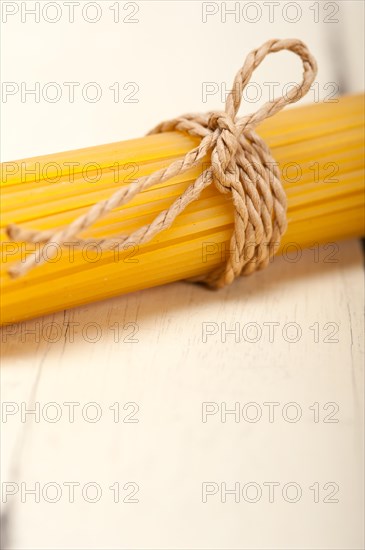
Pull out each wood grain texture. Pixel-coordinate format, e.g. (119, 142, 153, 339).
(1, 239, 364, 550)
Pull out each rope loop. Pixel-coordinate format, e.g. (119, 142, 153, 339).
(7, 38, 317, 286)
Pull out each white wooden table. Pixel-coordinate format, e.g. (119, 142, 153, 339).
(1, 240, 364, 549)
(1, 1, 364, 547)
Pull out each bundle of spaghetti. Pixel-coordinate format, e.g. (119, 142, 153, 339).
(1, 94, 364, 325)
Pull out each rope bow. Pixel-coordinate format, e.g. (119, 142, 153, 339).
(7, 38, 317, 287)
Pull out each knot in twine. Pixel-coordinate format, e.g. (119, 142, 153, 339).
(7, 38, 317, 287)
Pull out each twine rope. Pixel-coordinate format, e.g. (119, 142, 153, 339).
(7, 38, 317, 286)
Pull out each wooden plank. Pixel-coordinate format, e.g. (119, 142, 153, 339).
(1, 240, 363, 549)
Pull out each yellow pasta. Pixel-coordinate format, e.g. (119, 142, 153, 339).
(1, 94, 364, 325)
